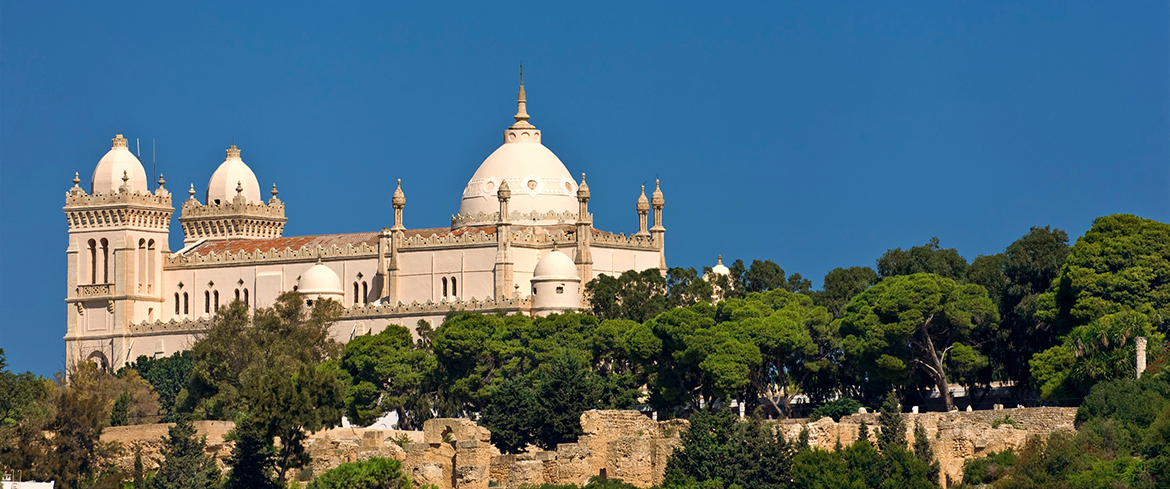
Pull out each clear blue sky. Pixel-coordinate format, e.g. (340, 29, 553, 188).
(2, 2, 1167, 376)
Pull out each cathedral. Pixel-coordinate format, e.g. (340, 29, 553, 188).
(63, 82, 667, 371)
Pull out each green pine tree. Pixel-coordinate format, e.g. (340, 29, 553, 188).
(877, 391, 906, 451)
(224, 420, 280, 489)
(913, 419, 940, 485)
(110, 391, 130, 427)
(152, 418, 221, 489)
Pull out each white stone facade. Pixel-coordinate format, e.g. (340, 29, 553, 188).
(63, 84, 667, 371)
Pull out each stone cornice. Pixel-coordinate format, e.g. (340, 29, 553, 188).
(129, 316, 213, 335)
(343, 295, 532, 319)
(452, 209, 588, 228)
(65, 188, 173, 209)
(180, 195, 286, 219)
(64, 189, 174, 232)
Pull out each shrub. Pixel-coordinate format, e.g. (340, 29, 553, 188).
(810, 398, 862, 422)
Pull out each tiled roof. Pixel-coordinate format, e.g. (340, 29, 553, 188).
(183, 225, 506, 256)
(186, 232, 380, 255)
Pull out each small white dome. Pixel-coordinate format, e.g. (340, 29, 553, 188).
(207, 145, 262, 205)
(91, 134, 149, 194)
(533, 250, 579, 279)
(298, 261, 343, 296)
(705, 255, 730, 280)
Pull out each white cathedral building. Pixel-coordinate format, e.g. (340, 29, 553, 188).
(63, 83, 668, 371)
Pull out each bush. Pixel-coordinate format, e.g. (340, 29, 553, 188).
(960, 449, 1016, 486)
(307, 457, 414, 489)
(810, 398, 862, 422)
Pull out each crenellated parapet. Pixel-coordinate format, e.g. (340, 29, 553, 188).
(129, 316, 213, 334)
(509, 227, 574, 246)
(343, 295, 532, 318)
(401, 229, 497, 248)
(178, 185, 287, 244)
(452, 209, 586, 229)
(166, 242, 379, 268)
(591, 229, 659, 250)
(64, 180, 173, 232)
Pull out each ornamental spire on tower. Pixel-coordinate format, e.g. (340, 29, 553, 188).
(510, 64, 535, 130)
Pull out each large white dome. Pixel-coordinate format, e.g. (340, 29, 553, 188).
(207, 145, 262, 205)
(456, 85, 579, 226)
(91, 134, 149, 194)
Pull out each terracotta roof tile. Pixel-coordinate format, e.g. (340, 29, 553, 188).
(184, 225, 505, 256)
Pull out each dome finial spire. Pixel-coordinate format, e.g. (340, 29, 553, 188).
(510, 66, 535, 130)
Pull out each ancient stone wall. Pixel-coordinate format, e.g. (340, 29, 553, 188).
(100, 407, 1075, 489)
(773, 407, 1077, 488)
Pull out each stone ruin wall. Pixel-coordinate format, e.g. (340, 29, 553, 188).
(773, 407, 1078, 488)
(101, 407, 1076, 489)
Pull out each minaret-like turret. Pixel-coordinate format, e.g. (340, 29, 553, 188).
(494, 181, 514, 299)
(382, 179, 407, 303)
(635, 185, 651, 238)
(575, 174, 594, 290)
(650, 179, 666, 276)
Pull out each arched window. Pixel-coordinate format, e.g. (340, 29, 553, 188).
(353, 282, 360, 305)
(450, 277, 457, 298)
(213, 290, 219, 312)
(138, 239, 147, 292)
(147, 239, 156, 292)
(175, 293, 180, 315)
(88, 239, 97, 284)
(204, 291, 211, 314)
(235, 289, 240, 302)
(100, 238, 109, 283)
(183, 292, 189, 315)
(361, 282, 368, 304)
(442, 277, 448, 298)
(243, 288, 249, 307)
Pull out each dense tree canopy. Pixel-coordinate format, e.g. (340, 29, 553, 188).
(1038, 214, 1170, 334)
(877, 237, 968, 281)
(181, 293, 347, 481)
(838, 273, 999, 410)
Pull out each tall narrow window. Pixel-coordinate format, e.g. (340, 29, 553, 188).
(213, 290, 219, 312)
(174, 293, 180, 315)
(450, 277, 457, 298)
(442, 277, 448, 298)
(243, 288, 249, 307)
(361, 282, 368, 304)
(205, 291, 210, 314)
(88, 239, 97, 284)
(100, 238, 109, 283)
(138, 239, 146, 292)
(235, 289, 240, 302)
(147, 239, 156, 292)
(183, 293, 189, 315)
(353, 282, 360, 305)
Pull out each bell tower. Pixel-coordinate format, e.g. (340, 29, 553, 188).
(64, 134, 173, 371)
